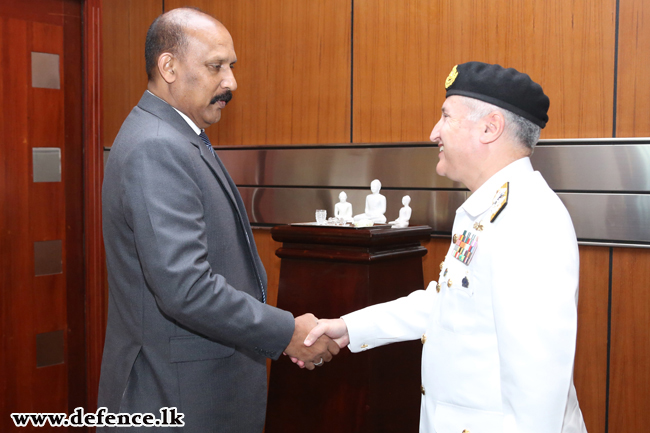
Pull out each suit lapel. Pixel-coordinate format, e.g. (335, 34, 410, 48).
(137, 91, 243, 228)
(192, 136, 266, 300)
(191, 136, 239, 206)
(136, 91, 267, 299)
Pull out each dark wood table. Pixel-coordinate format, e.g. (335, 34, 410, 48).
(265, 224, 432, 433)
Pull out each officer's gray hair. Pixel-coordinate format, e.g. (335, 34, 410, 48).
(459, 96, 541, 153)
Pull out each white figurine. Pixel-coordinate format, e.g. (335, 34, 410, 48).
(334, 191, 354, 222)
(353, 179, 387, 224)
(389, 195, 412, 228)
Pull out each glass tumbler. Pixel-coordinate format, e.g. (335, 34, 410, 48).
(315, 209, 327, 224)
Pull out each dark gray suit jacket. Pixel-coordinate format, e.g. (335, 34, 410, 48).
(98, 91, 295, 432)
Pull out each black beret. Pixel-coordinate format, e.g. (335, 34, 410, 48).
(444, 62, 550, 128)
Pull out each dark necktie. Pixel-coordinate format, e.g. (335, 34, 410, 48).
(199, 131, 216, 157)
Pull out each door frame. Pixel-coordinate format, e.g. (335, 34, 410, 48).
(82, 0, 106, 414)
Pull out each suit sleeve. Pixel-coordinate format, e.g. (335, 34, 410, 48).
(490, 194, 579, 432)
(121, 136, 294, 359)
(343, 282, 437, 353)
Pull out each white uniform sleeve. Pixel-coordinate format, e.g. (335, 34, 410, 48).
(491, 199, 579, 433)
(342, 281, 438, 353)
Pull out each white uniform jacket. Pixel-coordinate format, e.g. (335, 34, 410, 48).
(343, 157, 587, 433)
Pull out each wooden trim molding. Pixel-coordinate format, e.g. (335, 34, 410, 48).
(83, 0, 105, 414)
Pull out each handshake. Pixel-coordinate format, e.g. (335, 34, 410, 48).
(283, 314, 350, 370)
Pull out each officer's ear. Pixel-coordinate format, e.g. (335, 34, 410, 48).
(479, 111, 505, 144)
(158, 53, 177, 84)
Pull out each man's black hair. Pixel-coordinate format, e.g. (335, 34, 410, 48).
(144, 7, 208, 80)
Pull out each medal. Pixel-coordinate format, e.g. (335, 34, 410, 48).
(452, 229, 478, 265)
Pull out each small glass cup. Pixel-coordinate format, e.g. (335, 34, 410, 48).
(315, 209, 327, 225)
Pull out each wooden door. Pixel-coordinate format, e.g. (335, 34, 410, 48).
(0, 0, 84, 431)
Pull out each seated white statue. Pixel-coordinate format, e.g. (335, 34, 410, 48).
(353, 179, 387, 224)
(389, 195, 412, 228)
(334, 191, 353, 222)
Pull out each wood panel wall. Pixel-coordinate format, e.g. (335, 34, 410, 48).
(353, 0, 616, 142)
(616, 0, 650, 137)
(102, 0, 161, 148)
(574, 247, 610, 433)
(164, 0, 351, 146)
(609, 248, 650, 431)
(101, 0, 650, 430)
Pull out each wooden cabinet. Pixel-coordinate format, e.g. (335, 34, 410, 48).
(266, 225, 431, 433)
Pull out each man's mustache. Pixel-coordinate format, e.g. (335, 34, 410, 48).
(210, 91, 233, 105)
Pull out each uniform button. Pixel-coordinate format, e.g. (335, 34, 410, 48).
(421, 334, 427, 344)
(439, 261, 444, 271)
(421, 385, 426, 395)
(453, 234, 458, 243)
(436, 283, 441, 293)
(447, 279, 453, 288)
(360, 344, 368, 349)
(462, 430, 471, 433)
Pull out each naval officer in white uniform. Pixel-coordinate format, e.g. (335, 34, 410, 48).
(303, 62, 588, 433)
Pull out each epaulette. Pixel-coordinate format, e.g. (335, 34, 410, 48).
(490, 182, 509, 223)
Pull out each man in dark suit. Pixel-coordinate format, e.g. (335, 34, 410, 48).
(98, 7, 338, 432)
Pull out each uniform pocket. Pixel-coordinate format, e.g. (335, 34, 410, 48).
(434, 402, 503, 433)
(439, 261, 477, 334)
(169, 335, 235, 363)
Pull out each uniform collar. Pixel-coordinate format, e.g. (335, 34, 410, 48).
(459, 157, 533, 218)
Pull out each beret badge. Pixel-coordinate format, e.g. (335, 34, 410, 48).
(445, 65, 459, 89)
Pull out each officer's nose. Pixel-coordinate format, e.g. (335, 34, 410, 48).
(222, 68, 237, 92)
(430, 118, 443, 144)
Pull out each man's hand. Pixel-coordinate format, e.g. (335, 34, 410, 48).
(304, 318, 350, 349)
(288, 318, 350, 369)
(284, 313, 340, 370)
